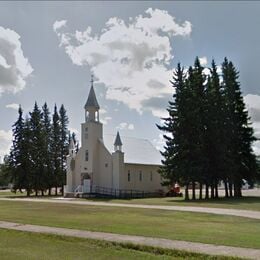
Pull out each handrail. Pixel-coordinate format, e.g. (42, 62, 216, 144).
(74, 185, 83, 194)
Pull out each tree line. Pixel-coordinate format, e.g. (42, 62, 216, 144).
(3, 102, 70, 196)
(158, 57, 259, 200)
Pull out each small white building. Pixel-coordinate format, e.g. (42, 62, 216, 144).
(65, 80, 164, 197)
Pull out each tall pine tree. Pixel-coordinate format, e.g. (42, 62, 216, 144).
(157, 63, 193, 200)
(59, 105, 69, 195)
(222, 58, 257, 197)
(29, 102, 45, 196)
(42, 102, 52, 195)
(51, 104, 61, 195)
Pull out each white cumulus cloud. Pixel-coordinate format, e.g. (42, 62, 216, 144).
(116, 122, 135, 130)
(101, 116, 112, 125)
(53, 20, 67, 33)
(0, 129, 12, 162)
(6, 103, 19, 110)
(0, 26, 33, 96)
(54, 8, 192, 117)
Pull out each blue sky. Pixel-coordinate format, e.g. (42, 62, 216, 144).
(0, 1, 260, 160)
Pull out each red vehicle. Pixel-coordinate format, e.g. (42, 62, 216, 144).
(166, 183, 183, 197)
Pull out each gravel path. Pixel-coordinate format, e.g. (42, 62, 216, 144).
(1, 197, 260, 220)
(0, 220, 259, 259)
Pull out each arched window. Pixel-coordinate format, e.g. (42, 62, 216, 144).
(128, 171, 131, 182)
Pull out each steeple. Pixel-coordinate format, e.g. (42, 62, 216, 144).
(69, 138, 75, 156)
(114, 131, 123, 151)
(85, 75, 100, 122)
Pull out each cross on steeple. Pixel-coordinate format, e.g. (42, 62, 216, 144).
(90, 74, 94, 87)
(84, 74, 100, 122)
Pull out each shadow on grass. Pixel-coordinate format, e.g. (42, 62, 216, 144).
(170, 196, 260, 205)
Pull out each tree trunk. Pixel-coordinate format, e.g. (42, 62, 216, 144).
(199, 183, 203, 200)
(35, 190, 38, 197)
(238, 187, 242, 197)
(26, 189, 30, 197)
(214, 181, 219, 199)
(210, 184, 214, 199)
(234, 180, 242, 198)
(205, 183, 209, 200)
(48, 188, 51, 196)
(192, 181, 196, 200)
(55, 187, 58, 196)
(41, 190, 44, 196)
(224, 180, 229, 198)
(185, 184, 189, 201)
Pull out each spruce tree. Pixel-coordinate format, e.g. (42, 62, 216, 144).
(51, 105, 61, 195)
(205, 60, 226, 198)
(223, 59, 257, 197)
(59, 104, 69, 195)
(42, 103, 52, 195)
(29, 102, 45, 196)
(9, 106, 32, 195)
(186, 58, 207, 200)
(157, 63, 192, 200)
(9, 106, 24, 192)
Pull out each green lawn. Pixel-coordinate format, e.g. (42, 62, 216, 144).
(1, 190, 260, 211)
(3, 192, 260, 211)
(83, 195, 260, 211)
(0, 200, 259, 249)
(0, 229, 240, 260)
(0, 191, 21, 197)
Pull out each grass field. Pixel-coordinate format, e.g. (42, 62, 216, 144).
(83, 195, 260, 211)
(0, 229, 241, 260)
(1, 190, 260, 211)
(0, 200, 259, 249)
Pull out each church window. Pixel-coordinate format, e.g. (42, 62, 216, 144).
(85, 128, 88, 139)
(105, 163, 108, 168)
(128, 172, 130, 182)
(139, 171, 142, 181)
(150, 172, 153, 181)
(85, 150, 89, 161)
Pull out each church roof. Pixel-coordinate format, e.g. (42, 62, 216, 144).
(103, 134, 162, 166)
(114, 131, 123, 146)
(84, 85, 100, 110)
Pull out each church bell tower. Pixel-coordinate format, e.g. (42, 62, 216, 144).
(80, 75, 103, 186)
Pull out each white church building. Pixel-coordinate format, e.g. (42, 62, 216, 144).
(65, 79, 164, 197)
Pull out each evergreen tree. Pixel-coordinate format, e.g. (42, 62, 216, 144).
(204, 60, 227, 198)
(51, 104, 61, 195)
(0, 155, 12, 187)
(222, 58, 257, 197)
(157, 63, 192, 200)
(185, 58, 207, 200)
(158, 57, 258, 200)
(72, 132, 79, 153)
(59, 104, 69, 195)
(9, 106, 24, 192)
(29, 102, 45, 196)
(9, 106, 32, 195)
(42, 103, 52, 195)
